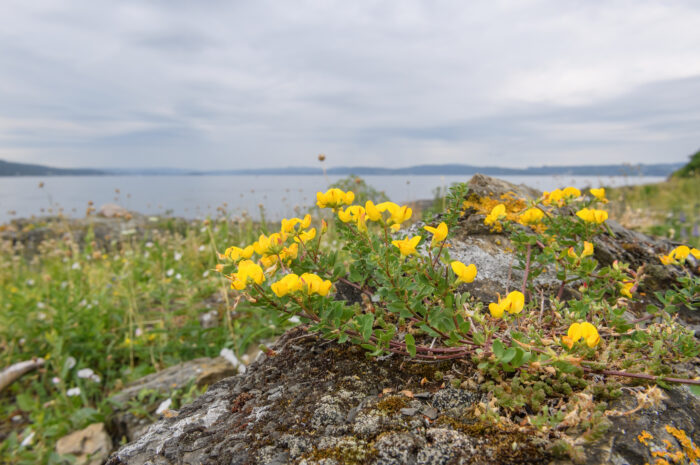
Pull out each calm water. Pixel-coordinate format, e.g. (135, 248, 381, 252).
(0, 174, 664, 223)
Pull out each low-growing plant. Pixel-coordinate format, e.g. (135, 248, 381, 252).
(218, 184, 700, 436)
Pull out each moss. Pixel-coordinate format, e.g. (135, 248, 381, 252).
(376, 395, 409, 414)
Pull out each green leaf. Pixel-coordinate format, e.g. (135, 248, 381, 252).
(405, 333, 416, 357)
(501, 347, 517, 364)
(689, 384, 700, 398)
(16, 393, 35, 412)
(357, 313, 374, 342)
(492, 340, 505, 360)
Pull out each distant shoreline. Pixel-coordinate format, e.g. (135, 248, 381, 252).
(0, 159, 683, 178)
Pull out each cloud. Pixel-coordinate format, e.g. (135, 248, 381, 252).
(0, 0, 699, 169)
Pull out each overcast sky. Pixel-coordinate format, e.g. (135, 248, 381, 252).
(1, 0, 699, 170)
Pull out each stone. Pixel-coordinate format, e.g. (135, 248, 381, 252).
(98, 203, 129, 218)
(56, 422, 112, 465)
(110, 357, 236, 442)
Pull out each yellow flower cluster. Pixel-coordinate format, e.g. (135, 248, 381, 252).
(221, 212, 324, 291)
(589, 187, 607, 202)
(316, 188, 355, 209)
(542, 187, 581, 206)
(484, 204, 506, 228)
(335, 197, 413, 232)
(518, 207, 544, 225)
(659, 245, 700, 265)
(270, 273, 332, 297)
(488, 291, 525, 318)
(576, 208, 608, 224)
(562, 322, 600, 348)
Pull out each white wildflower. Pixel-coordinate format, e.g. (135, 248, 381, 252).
(65, 356, 76, 369)
(288, 316, 301, 324)
(166, 269, 174, 277)
(20, 430, 35, 447)
(145, 241, 154, 248)
(71, 262, 80, 270)
(77, 368, 94, 379)
(66, 387, 81, 397)
(198, 245, 206, 252)
(202, 270, 210, 278)
(52, 377, 60, 385)
(175, 273, 182, 280)
(174, 252, 182, 261)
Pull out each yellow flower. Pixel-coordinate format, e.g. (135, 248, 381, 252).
(338, 205, 365, 223)
(620, 281, 635, 298)
(451, 261, 477, 284)
(484, 204, 506, 226)
(424, 222, 448, 247)
(519, 208, 544, 225)
(316, 188, 355, 209)
(576, 208, 608, 224)
(280, 243, 299, 262)
(281, 217, 302, 233)
(590, 188, 606, 202)
(562, 187, 581, 199)
(568, 241, 594, 260)
(230, 260, 265, 290)
(299, 273, 333, 296)
(253, 232, 287, 256)
(215, 264, 224, 273)
(224, 245, 255, 261)
(542, 187, 580, 206)
(391, 236, 421, 256)
(658, 245, 698, 265)
(280, 214, 312, 234)
(376, 202, 412, 226)
(270, 273, 302, 297)
(564, 322, 600, 348)
(365, 201, 382, 221)
(295, 228, 316, 244)
(488, 291, 525, 318)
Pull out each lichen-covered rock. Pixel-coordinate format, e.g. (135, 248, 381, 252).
(105, 325, 700, 465)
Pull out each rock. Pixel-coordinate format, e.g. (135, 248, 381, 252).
(98, 203, 130, 218)
(56, 422, 112, 465)
(110, 357, 236, 442)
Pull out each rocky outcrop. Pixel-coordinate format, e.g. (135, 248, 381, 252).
(105, 327, 699, 465)
(106, 175, 699, 464)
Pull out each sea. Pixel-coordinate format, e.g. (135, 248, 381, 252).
(0, 174, 665, 224)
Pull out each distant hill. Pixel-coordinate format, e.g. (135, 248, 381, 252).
(0, 158, 684, 177)
(0, 159, 105, 176)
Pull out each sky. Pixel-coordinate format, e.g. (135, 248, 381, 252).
(1, 0, 699, 170)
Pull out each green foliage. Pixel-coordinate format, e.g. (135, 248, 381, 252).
(673, 148, 700, 178)
(0, 214, 297, 463)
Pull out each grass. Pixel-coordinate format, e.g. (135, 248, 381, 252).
(0, 213, 296, 463)
(605, 175, 700, 247)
